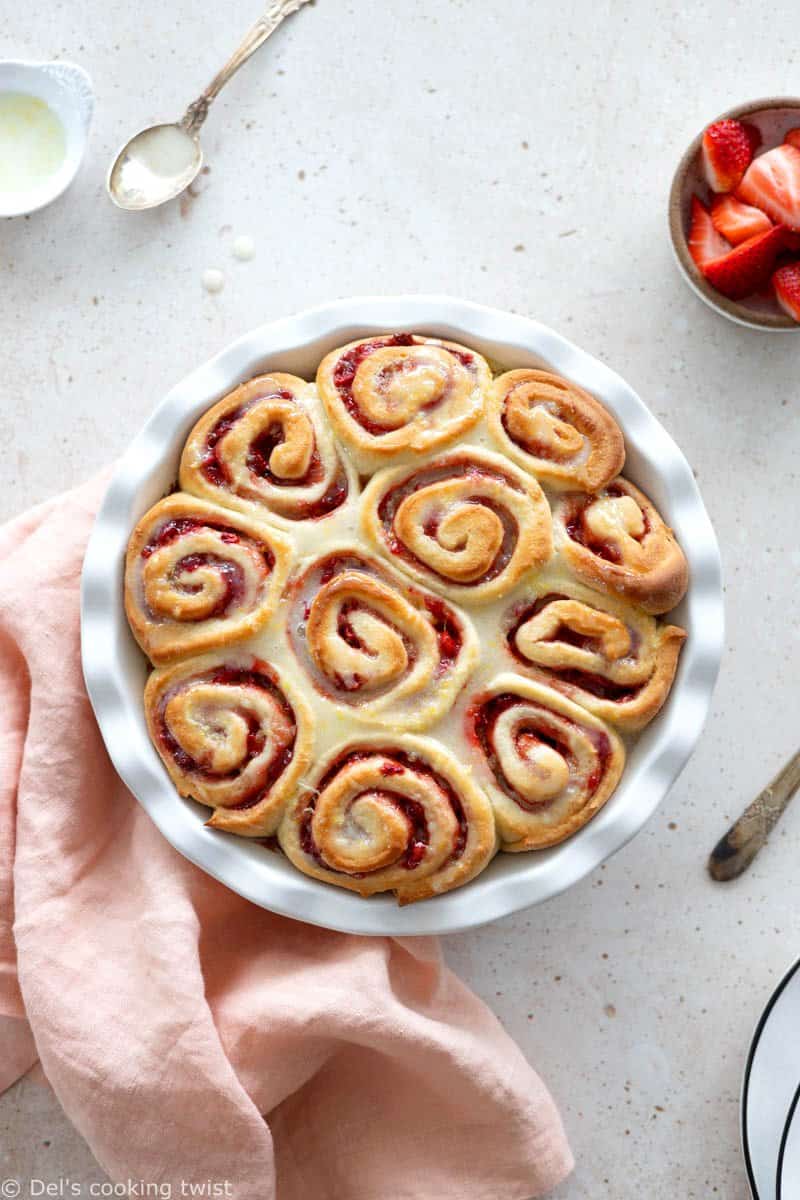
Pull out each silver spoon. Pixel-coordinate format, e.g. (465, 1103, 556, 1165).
(708, 747, 800, 881)
(107, 0, 312, 211)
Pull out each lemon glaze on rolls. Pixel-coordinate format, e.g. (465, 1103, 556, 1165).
(144, 650, 313, 838)
(488, 368, 625, 491)
(125, 331, 688, 903)
(552, 478, 689, 615)
(180, 372, 356, 527)
(465, 675, 625, 852)
(278, 734, 497, 904)
(316, 332, 491, 472)
(360, 447, 554, 605)
(287, 545, 478, 731)
(125, 493, 292, 664)
(500, 573, 686, 731)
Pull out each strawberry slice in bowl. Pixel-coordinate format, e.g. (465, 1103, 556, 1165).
(710, 194, 773, 245)
(701, 224, 786, 301)
(687, 195, 730, 268)
(701, 119, 757, 192)
(773, 261, 800, 322)
(737, 143, 800, 231)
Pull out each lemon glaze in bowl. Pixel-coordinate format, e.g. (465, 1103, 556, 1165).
(669, 96, 800, 332)
(0, 59, 93, 218)
(80, 296, 724, 936)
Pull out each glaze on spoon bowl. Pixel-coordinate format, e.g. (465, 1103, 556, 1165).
(107, 123, 202, 211)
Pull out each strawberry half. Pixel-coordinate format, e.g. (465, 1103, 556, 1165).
(737, 143, 800, 231)
(710, 194, 772, 244)
(772, 261, 800, 321)
(687, 195, 729, 268)
(702, 119, 756, 192)
(702, 223, 786, 300)
(784, 128, 800, 151)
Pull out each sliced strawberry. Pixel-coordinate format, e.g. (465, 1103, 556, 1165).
(772, 261, 800, 321)
(702, 119, 755, 192)
(737, 143, 800, 231)
(784, 128, 800, 151)
(710, 193, 773, 244)
(702, 224, 786, 300)
(687, 195, 729, 268)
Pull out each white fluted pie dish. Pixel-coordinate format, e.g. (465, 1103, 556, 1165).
(81, 296, 723, 935)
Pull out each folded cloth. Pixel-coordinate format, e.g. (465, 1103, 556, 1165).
(0, 475, 573, 1200)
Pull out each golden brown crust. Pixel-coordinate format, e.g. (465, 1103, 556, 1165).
(125, 493, 292, 665)
(360, 447, 553, 605)
(144, 650, 314, 837)
(316, 333, 491, 471)
(287, 544, 479, 730)
(466, 674, 625, 851)
(277, 734, 497, 904)
(502, 576, 686, 731)
(179, 373, 356, 528)
(553, 477, 689, 614)
(488, 369, 625, 490)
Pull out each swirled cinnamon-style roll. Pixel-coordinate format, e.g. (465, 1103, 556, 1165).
(278, 735, 497, 903)
(553, 478, 689, 614)
(488, 369, 625, 490)
(466, 674, 625, 851)
(502, 578, 686, 731)
(145, 650, 314, 837)
(360, 448, 553, 604)
(179, 373, 355, 527)
(125, 493, 292, 664)
(287, 546, 478, 730)
(316, 333, 490, 470)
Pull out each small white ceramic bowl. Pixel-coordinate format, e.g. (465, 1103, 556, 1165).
(81, 297, 724, 937)
(0, 60, 93, 218)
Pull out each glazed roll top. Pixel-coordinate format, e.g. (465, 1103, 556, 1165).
(488, 368, 625, 490)
(503, 578, 686, 730)
(467, 675, 625, 851)
(288, 547, 478, 730)
(144, 651, 314, 837)
(180, 372, 355, 526)
(361, 448, 553, 604)
(317, 333, 491, 470)
(553, 478, 689, 614)
(125, 493, 292, 663)
(278, 736, 497, 904)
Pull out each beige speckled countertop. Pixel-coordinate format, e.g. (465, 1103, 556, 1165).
(2, 1, 799, 1196)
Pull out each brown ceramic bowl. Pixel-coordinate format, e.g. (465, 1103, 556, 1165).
(669, 96, 800, 332)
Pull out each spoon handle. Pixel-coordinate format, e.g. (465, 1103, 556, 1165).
(182, 0, 312, 131)
(708, 747, 800, 881)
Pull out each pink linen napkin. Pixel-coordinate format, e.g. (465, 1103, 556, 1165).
(0, 474, 573, 1200)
